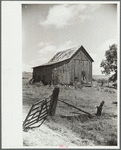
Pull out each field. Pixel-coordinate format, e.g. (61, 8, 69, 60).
(22, 72, 118, 147)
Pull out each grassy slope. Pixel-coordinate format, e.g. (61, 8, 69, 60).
(22, 72, 117, 146)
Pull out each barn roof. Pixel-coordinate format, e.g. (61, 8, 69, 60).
(48, 46, 81, 63)
(33, 45, 94, 68)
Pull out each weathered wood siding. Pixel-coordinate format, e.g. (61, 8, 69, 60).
(51, 60, 70, 85)
(67, 49, 92, 84)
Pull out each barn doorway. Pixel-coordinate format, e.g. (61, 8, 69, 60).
(73, 60, 90, 84)
(81, 60, 89, 83)
(74, 59, 80, 81)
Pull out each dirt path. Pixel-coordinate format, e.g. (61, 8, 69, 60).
(23, 123, 94, 147)
(23, 124, 75, 147)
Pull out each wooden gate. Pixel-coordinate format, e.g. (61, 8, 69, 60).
(23, 87, 60, 131)
(23, 95, 51, 131)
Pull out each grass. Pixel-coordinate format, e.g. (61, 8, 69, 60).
(93, 81, 116, 94)
(22, 72, 118, 146)
(44, 114, 117, 146)
(45, 112, 117, 145)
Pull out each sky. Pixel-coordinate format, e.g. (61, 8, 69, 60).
(22, 3, 118, 75)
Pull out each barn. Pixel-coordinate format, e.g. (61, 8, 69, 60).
(32, 45, 94, 86)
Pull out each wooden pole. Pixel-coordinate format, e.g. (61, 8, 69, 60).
(96, 101, 105, 116)
(49, 87, 60, 116)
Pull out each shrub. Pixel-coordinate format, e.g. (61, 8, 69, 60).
(98, 79, 108, 86)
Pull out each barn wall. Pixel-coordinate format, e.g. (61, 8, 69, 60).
(51, 60, 70, 85)
(68, 49, 92, 84)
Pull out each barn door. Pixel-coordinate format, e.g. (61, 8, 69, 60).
(74, 60, 80, 81)
(73, 60, 90, 83)
(81, 61, 89, 83)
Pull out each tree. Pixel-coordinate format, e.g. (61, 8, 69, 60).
(100, 44, 117, 82)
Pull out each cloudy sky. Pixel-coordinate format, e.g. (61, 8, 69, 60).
(22, 3, 118, 75)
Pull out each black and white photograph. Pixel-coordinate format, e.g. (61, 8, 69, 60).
(22, 2, 119, 147)
(2, 1, 120, 148)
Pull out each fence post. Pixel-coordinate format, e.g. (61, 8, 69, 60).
(49, 87, 60, 116)
(96, 101, 105, 116)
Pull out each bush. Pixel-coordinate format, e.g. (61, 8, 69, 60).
(96, 78, 108, 86)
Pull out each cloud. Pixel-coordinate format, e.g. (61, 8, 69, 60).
(38, 40, 74, 56)
(39, 45, 56, 54)
(98, 38, 118, 53)
(38, 44, 57, 65)
(56, 40, 74, 52)
(36, 42, 44, 47)
(40, 5, 72, 28)
(40, 4, 101, 28)
(36, 42, 52, 47)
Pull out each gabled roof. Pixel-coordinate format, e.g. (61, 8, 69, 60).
(33, 45, 94, 68)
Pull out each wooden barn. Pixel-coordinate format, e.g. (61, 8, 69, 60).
(32, 45, 94, 85)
